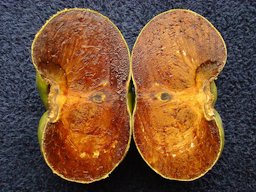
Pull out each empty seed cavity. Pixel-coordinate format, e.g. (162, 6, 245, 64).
(160, 92, 171, 101)
(92, 92, 106, 103)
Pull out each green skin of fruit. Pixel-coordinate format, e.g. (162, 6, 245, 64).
(210, 81, 225, 153)
(36, 72, 49, 109)
(36, 72, 49, 146)
(36, 72, 224, 153)
(210, 80, 217, 106)
(38, 111, 48, 146)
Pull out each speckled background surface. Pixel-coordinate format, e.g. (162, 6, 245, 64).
(0, 0, 255, 192)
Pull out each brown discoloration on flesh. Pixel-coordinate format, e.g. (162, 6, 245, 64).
(32, 9, 130, 183)
(134, 95, 220, 179)
(132, 10, 226, 180)
(133, 10, 226, 91)
(44, 97, 129, 182)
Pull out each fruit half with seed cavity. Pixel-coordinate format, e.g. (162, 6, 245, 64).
(132, 9, 227, 181)
(32, 8, 131, 183)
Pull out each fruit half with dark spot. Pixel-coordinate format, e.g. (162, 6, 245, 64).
(32, 8, 131, 183)
(132, 9, 227, 181)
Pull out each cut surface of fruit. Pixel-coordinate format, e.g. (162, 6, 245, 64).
(32, 8, 131, 183)
(132, 9, 227, 180)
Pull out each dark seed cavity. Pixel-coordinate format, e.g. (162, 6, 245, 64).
(160, 92, 171, 101)
(92, 93, 105, 103)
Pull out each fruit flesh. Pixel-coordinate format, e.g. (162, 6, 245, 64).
(32, 9, 130, 183)
(132, 10, 226, 180)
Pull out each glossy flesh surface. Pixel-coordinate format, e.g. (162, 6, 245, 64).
(132, 10, 226, 180)
(32, 9, 130, 183)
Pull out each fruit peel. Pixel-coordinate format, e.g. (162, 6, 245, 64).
(38, 111, 48, 146)
(210, 81, 217, 106)
(36, 72, 49, 109)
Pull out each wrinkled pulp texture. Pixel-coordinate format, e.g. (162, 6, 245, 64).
(132, 10, 226, 180)
(32, 10, 130, 182)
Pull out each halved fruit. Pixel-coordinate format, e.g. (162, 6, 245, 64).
(132, 9, 227, 180)
(32, 8, 131, 183)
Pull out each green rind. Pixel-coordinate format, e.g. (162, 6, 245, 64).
(214, 110, 225, 153)
(210, 81, 224, 152)
(36, 72, 49, 109)
(210, 81, 217, 106)
(38, 111, 48, 146)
